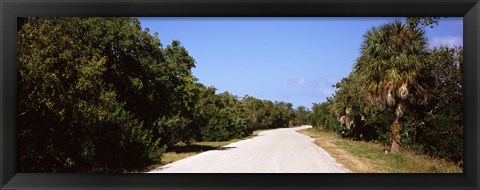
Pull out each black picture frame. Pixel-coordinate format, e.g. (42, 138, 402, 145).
(1, 0, 479, 189)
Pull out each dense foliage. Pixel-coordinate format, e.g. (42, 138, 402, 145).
(17, 17, 295, 172)
(18, 17, 167, 172)
(307, 20, 463, 164)
(354, 20, 429, 152)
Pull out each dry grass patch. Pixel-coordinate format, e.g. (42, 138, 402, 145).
(298, 128, 462, 173)
(298, 129, 377, 172)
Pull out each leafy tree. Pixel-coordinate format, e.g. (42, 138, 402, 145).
(240, 96, 294, 130)
(17, 17, 169, 172)
(327, 73, 392, 141)
(196, 91, 250, 141)
(271, 101, 295, 128)
(406, 17, 442, 28)
(353, 20, 428, 152)
(154, 40, 199, 146)
(16, 17, 203, 172)
(410, 46, 463, 163)
(294, 106, 311, 125)
(310, 101, 339, 132)
(330, 74, 365, 131)
(241, 96, 268, 129)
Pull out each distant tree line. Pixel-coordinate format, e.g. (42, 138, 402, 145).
(17, 17, 296, 172)
(301, 19, 463, 165)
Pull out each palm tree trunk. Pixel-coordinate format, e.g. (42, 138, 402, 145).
(390, 102, 403, 152)
(390, 118, 401, 152)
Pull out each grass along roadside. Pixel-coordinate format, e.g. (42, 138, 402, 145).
(141, 129, 267, 172)
(297, 128, 462, 173)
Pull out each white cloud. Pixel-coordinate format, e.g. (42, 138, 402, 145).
(429, 36, 463, 49)
(290, 77, 319, 88)
(296, 78, 307, 86)
(282, 78, 337, 105)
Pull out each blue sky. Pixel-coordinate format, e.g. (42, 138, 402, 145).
(138, 17, 463, 109)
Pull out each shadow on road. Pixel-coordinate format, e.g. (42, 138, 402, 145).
(168, 145, 235, 153)
(216, 146, 235, 150)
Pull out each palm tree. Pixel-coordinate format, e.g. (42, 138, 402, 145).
(353, 20, 428, 152)
(332, 73, 363, 130)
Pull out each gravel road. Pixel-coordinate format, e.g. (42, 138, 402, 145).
(148, 125, 351, 173)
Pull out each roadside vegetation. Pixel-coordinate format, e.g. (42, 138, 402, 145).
(298, 18, 463, 171)
(298, 128, 461, 173)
